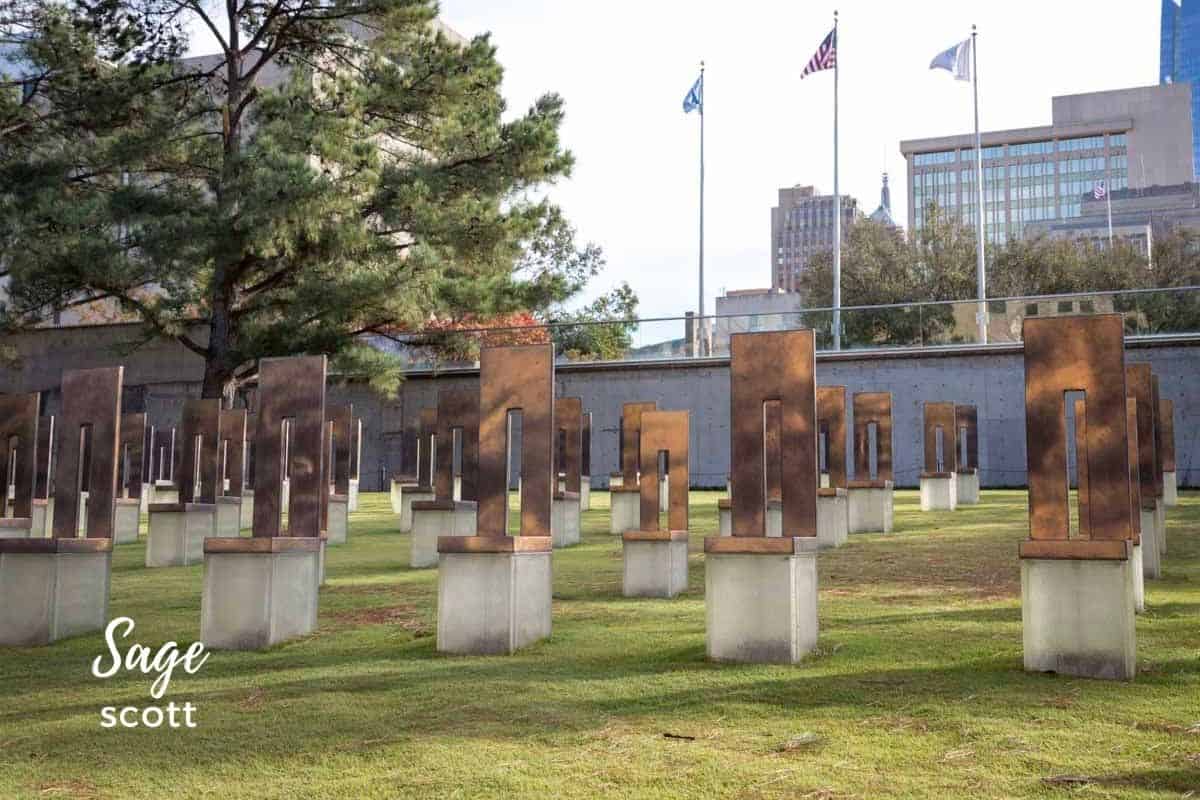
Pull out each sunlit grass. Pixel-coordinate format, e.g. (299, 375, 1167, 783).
(0, 490, 1197, 799)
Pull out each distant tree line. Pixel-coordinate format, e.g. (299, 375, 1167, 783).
(797, 205, 1200, 347)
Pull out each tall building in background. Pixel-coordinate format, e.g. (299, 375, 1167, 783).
(901, 84, 1194, 244)
(1162, 0, 1200, 177)
(770, 185, 858, 292)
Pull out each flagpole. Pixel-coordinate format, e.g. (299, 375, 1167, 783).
(699, 61, 706, 355)
(971, 23, 987, 345)
(1106, 182, 1113, 247)
(832, 9, 841, 351)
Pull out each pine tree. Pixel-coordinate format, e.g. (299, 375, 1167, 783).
(0, 0, 611, 398)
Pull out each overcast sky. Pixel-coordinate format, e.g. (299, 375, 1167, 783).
(190, 1, 1163, 320)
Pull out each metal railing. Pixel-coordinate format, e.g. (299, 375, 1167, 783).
(374, 285, 1200, 371)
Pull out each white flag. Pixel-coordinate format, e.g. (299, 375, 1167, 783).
(930, 38, 972, 82)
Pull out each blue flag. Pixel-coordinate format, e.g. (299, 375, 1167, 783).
(682, 74, 702, 113)
(930, 38, 972, 82)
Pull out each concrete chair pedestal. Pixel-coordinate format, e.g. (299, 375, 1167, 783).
(765, 500, 783, 537)
(723, 500, 799, 540)
(1163, 471, 1177, 507)
(1019, 540, 1136, 681)
(113, 498, 141, 544)
(146, 503, 216, 567)
(919, 472, 958, 511)
(348, 478, 360, 512)
(396, 484, 434, 533)
(1155, 498, 1166, 557)
(0, 517, 32, 539)
(816, 489, 848, 549)
(580, 476, 591, 511)
(76, 492, 89, 535)
(215, 496, 243, 537)
(847, 480, 894, 533)
(658, 475, 669, 513)
(704, 536, 819, 664)
(622, 530, 689, 598)
(152, 481, 179, 505)
(0, 537, 112, 646)
(201, 537, 321, 650)
(30, 499, 50, 538)
(326, 494, 349, 546)
(552, 491, 581, 548)
(1132, 541, 1145, 613)
(1138, 507, 1162, 579)
(609, 486, 641, 534)
(410, 500, 477, 568)
(956, 469, 980, 505)
(318, 532, 328, 586)
(239, 491, 255, 529)
(436, 536, 552, 655)
(389, 478, 416, 515)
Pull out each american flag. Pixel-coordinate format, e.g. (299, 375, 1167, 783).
(1093, 181, 1107, 200)
(801, 28, 837, 79)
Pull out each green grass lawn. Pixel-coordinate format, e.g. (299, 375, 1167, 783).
(1, 490, 1198, 799)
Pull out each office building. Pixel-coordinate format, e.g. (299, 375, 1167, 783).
(771, 185, 859, 292)
(900, 84, 1194, 245)
(712, 288, 805, 354)
(1161, 0, 1200, 176)
(1027, 182, 1200, 261)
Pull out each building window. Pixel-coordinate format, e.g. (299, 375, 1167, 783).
(1010, 140, 1053, 157)
(962, 146, 1004, 162)
(1057, 135, 1104, 152)
(914, 150, 955, 166)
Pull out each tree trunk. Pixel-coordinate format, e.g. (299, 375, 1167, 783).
(199, 355, 237, 403)
(199, 4, 243, 406)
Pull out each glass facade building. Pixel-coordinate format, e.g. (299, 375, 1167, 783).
(902, 82, 1196, 244)
(1161, 0, 1200, 178)
(910, 134, 1128, 244)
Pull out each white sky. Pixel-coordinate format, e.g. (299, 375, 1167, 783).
(437, 0, 1161, 318)
(191, 1, 1163, 319)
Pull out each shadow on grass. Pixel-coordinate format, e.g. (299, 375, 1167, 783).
(839, 606, 1020, 627)
(323, 560, 420, 581)
(3, 652, 1046, 764)
(1041, 768, 1200, 794)
(1141, 600, 1200, 618)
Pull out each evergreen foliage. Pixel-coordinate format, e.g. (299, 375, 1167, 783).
(0, 0, 629, 397)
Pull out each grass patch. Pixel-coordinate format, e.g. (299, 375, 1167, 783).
(0, 489, 1198, 798)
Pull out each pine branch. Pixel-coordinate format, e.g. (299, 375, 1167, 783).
(98, 285, 210, 358)
(237, 0, 289, 56)
(180, 0, 230, 55)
